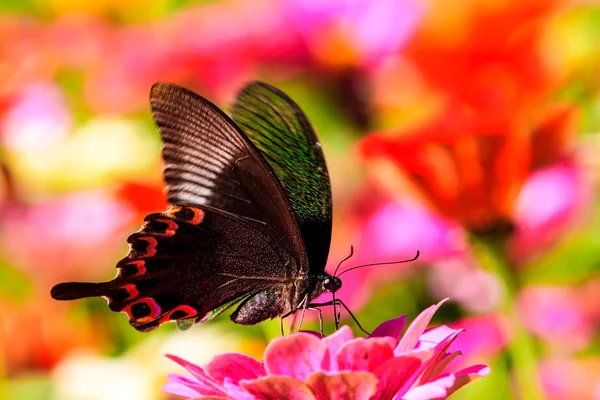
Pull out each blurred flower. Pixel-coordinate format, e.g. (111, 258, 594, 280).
(116, 181, 167, 223)
(360, 0, 585, 238)
(360, 103, 581, 236)
(428, 258, 504, 313)
(84, 0, 301, 114)
(1, 81, 71, 153)
(447, 315, 510, 371)
(164, 299, 489, 399)
(539, 356, 600, 400)
(511, 160, 593, 260)
(518, 285, 597, 352)
(282, 0, 423, 69)
(1, 293, 103, 373)
(320, 198, 468, 312)
(403, 0, 567, 119)
(361, 200, 467, 263)
(0, 15, 57, 96)
(0, 190, 133, 282)
(12, 116, 160, 192)
(47, 13, 110, 70)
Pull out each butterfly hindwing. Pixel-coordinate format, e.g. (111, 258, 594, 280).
(52, 205, 298, 332)
(231, 82, 332, 271)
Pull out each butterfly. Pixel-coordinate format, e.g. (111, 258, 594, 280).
(50, 81, 346, 333)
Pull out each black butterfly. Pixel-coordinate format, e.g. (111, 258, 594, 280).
(51, 82, 347, 333)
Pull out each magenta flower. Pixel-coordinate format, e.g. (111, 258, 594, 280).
(163, 299, 489, 399)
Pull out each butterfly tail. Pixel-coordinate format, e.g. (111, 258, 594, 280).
(51, 281, 112, 301)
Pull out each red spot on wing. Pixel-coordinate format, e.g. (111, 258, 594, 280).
(130, 260, 147, 276)
(154, 219, 178, 236)
(188, 208, 205, 225)
(122, 297, 162, 323)
(159, 305, 198, 324)
(132, 237, 158, 257)
(121, 284, 139, 300)
(118, 260, 147, 277)
(164, 206, 205, 225)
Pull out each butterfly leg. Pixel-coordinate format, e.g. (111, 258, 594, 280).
(295, 294, 310, 332)
(280, 308, 297, 336)
(305, 306, 324, 336)
(308, 299, 371, 336)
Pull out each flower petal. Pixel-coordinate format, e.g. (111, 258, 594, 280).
(372, 315, 407, 342)
(165, 354, 226, 397)
(264, 333, 326, 380)
(241, 376, 316, 400)
(223, 379, 256, 400)
(446, 365, 491, 396)
(416, 326, 462, 351)
(206, 353, 266, 385)
(338, 337, 396, 372)
(306, 371, 379, 400)
(401, 374, 456, 400)
(396, 299, 449, 354)
(371, 356, 422, 400)
(415, 329, 463, 385)
(162, 377, 205, 398)
(321, 326, 355, 371)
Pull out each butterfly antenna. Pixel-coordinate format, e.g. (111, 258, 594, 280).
(336, 250, 420, 278)
(333, 245, 355, 277)
(332, 290, 339, 330)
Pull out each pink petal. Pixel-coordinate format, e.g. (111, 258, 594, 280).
(371, 356, 422, 400)
(416, 326, 462, 351)
(241, 376, 316, 400)
(512, 162, 590, 259)
(395, 330, 462, 395)
(415, 330, 463, 385)
(338, 337, 396, 372)
(446, 365, 491, 396)
(396, 299, 449, 354)
(264, 333, 326, 381)
(321, 326, 355, 371)
(222, 380, 256, 400)
(165, 354, 226, 397)
(372, 315, 407, 342)
(162, 379, 205, 398)
(206, 353, 266, 385)
(306, 371, 379, 400)
(401, 374, 456, 400)
(422, 352, 462, 383)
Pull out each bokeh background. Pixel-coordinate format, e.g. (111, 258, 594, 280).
(1, 0, 600, 399)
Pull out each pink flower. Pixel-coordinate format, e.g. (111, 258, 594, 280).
(282, 0, 423, 68)
(511, 160, 592, 260)
(163, 299, 489, 399)
(518, 285, 596, 352)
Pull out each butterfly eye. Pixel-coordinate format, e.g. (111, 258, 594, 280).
(323, 277, 341, 292)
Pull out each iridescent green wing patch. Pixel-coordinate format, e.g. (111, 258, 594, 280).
(231, 82, 332, 270)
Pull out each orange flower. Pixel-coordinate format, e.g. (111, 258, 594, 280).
(403, 0, 567, 120)
(361, 0, 578, 233)
(360, 104, 578, 233)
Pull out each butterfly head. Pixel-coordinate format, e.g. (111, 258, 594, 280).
(320, 274, 342, 293)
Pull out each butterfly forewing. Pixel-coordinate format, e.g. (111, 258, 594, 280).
(150, 83, 307, 264)
(231, 82, 332, 271)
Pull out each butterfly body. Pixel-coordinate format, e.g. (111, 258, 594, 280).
(51, 82, 339, 332)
